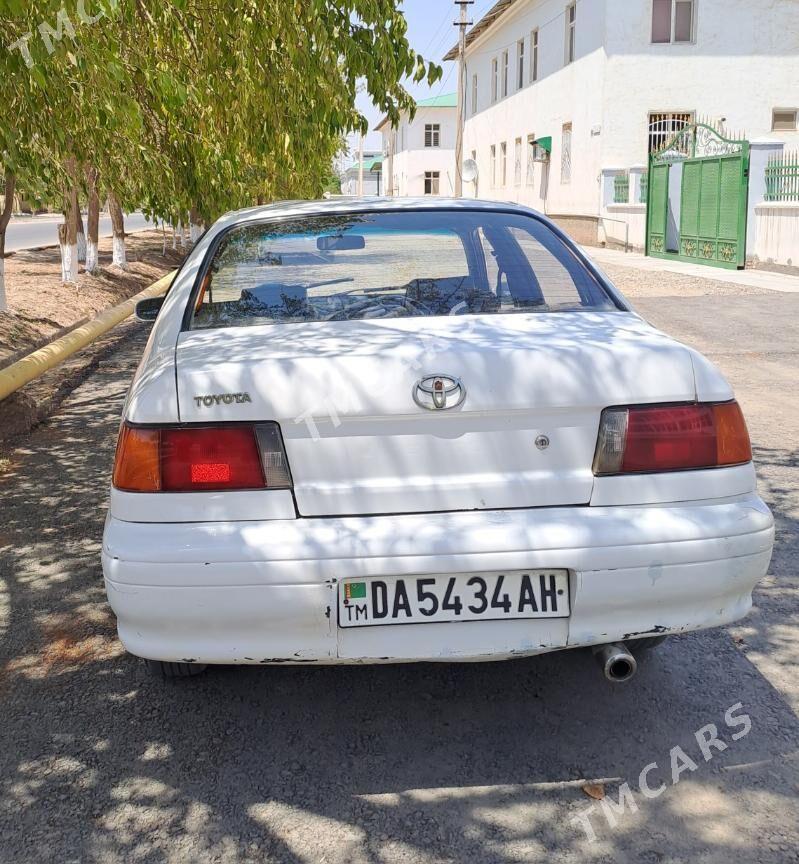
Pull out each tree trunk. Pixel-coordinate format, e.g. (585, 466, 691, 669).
(177, 218, 184, 250)
(171, 224, 177, 250)
(162, 221, 167, 256)
(108, 192, 127, 269)
(189, 207, 203, 243)
(76, 210, 86, 263)
(62, 168, 79, 284)
(0, 171, 16, 313)
(85, 167, 100, 273)
(58, 223, 69, 282)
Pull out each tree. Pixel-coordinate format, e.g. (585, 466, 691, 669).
(0, 171, 16, 312)
(0, 0, 441, 294)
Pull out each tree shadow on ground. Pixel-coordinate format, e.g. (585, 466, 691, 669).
(1, 328, 798, 864)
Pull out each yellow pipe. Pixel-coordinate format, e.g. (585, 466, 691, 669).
(0, 271, 176, 404)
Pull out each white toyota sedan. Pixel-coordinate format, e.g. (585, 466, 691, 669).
(102, 198, 774, 680)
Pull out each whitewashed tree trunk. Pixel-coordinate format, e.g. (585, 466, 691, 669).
(108, 192, 128, 270)
(85, 167, 100, 274)
(177, 219, 184, 250)
(172, 224, 177, 250)
(86, 238, 98, 272)
(162, 222, 167, 256)
(59, 222, 78, 283)
(112, 234, 127, 268)
(189, 207, 203, 243)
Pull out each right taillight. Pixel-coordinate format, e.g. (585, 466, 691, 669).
(112, 422, 293, 492)
(593, 401, 752, 475)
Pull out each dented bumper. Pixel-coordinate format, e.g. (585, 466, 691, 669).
(102, 494, 774, 665)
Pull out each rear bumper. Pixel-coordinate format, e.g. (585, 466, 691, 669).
(102, 494, 774, 664)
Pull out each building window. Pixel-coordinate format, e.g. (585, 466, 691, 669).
(526, 134, 536, 185)
(491, 57, 498, 103)
(773, 109, 798, 131)
(471, 73, 478, 115)
(530, 29, 539, 82)
(561, 124, 572, 184)
(490, 145, 496, 186)
(500, 141, 507, 186)
(652, 0, 695, 44)
(565, 3, 576, 64)
(424, 124, 440, 148)
(648, 111, 693, 153)
(501, 50, 509, 98)
(516, 39, 525, 90)
(424, 171, 440, 195)
(514, 138, 522, 186)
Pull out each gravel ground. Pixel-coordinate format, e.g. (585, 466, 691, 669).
(0, 268, 798, 864)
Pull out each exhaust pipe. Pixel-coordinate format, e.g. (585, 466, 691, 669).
(592, 642, 637, 683)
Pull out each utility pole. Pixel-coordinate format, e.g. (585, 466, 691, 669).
(454, 0, 473, 197)
(386, 126, 394, 197)
(358, 133, 364, 197)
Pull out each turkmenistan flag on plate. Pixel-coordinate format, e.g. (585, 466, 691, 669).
(344, 581, 366, 601)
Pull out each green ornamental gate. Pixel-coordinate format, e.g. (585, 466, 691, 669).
(646, 123, 749, 270)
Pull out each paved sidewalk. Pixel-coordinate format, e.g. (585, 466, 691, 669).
(583, 245, 799, 294)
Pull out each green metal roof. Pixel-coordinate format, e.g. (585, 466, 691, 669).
(347, 157, 382, 173)
(415, 93, 457, 108)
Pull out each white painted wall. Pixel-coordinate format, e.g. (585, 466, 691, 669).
(753, 203, 799, 267)
(380, 105, 456, 197)
(461, 0, 607, 214)
(602, 0, 799, 167)
(459, 0, 799, 229)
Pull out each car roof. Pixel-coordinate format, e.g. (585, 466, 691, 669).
(216, 196, 546, 230)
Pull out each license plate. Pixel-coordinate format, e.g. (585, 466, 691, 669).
(338, 570, 570, 628)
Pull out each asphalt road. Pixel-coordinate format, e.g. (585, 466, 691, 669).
(0, 281, 798, 863)
(5, 213, 153, 252)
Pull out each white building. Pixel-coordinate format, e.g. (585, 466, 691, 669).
(376, 94, 457, 197)
(446, 0, 799, 251)
(340, 152, 384, 196)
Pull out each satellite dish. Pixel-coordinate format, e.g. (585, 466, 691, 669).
(462, 159, 479, 183)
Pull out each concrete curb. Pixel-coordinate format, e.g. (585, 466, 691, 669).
(0, 270, 175, 404)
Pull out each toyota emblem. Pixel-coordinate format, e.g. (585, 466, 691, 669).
(412, 374, 467, 411)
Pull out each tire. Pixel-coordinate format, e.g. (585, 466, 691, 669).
(144, 659, 208, 678)
(626, 635, 669, 655)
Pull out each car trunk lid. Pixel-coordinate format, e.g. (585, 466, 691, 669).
(175, 311, 697, 517)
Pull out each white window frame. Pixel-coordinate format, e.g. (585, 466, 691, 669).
(565, 3, 576, 64)
(500, 141, 507, 186)
(514, 137, 522, 186)
(651, 0, 696, 45)
(491, 57, 498, 103)
(471, 73, 478, 115)
(501, 50, 509, 98)
(526, 134, 536, 185)
(424, 123, 440, 148)
(530, 29, 539, 82)
(424, 171, 440, 195)
(772, 108, 798, 132)
(516, 39, 525, 90)
(561, 123, 572, 185)
(490, 144, 496, 187)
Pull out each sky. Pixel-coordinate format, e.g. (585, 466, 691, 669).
(346, 0, 497, 158)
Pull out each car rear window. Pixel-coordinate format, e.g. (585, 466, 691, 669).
(189, 210, 616, 330)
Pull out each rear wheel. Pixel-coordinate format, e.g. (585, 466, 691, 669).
(144, 659, 208, 678)
(627, 635, 668, 655)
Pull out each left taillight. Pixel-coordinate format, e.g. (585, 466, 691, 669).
(593, 401, 752, 476)
(112, 423, 292, 492)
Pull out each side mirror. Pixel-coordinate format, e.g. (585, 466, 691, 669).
(135, 297, 165, 322)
